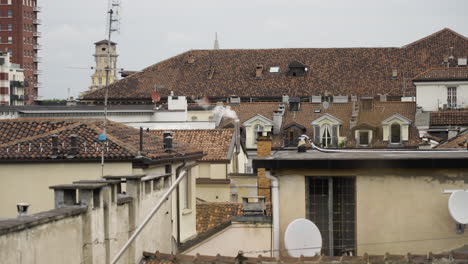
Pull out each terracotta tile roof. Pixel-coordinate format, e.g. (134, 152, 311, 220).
(82, 28, 468, 101)
(196, 202, 272, 235)
(413, 67, 468, 82)
(219, 102, 281, 128)
(437, 129, 468, 149)
(0, 119, 202, 161)
(143, 251, 468, 264)
(94, 39, 116, 45)
(430, 111, 468, 126)
(151, 129, 234, 162)
(196, 202, 242, 234)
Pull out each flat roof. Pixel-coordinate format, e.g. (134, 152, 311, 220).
(253, 149, 468, 170)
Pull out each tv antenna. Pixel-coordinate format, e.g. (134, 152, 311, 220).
(100, 0, 122, 176)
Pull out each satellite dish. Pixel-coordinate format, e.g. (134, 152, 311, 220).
(448, 191, 468, 224)
(284, 218, 322, 257)
(322, 101, 329, 109)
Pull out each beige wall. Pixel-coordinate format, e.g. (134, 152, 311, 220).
(230, 176, 258, 202)
(183, 222, 272, 257)
(0, 162, 133, 218)
(197, 184, 231, 202)
(187, 111, 214, 121)
(276, 168, 468, 256)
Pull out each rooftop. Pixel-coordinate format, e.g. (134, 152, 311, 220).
(82, 28, 468, 101)
(414, 67, 468, 82)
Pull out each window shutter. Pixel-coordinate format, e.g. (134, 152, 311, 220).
(331, 125, 338, 147)
(314, 126, 320, 145)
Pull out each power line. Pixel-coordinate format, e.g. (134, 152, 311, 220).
(243, 234, 468, 254)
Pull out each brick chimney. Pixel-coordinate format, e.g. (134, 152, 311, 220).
(257, 135, 272, 202)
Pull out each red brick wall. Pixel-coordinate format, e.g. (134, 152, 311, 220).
(257, 136, 272, 202)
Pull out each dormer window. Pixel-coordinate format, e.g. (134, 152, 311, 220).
(381, 114, 412, 146)
(390, 123, 401, 144)
(289, 96, 301, 111)
(288, 61, 307, 78)
(447, 87, 457, 108)
(321, 124, 332, 147)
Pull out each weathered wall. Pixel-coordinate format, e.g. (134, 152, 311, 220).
(276, 168, 468, 256)
(230, 176, 258, 202)
(196, 184, 231, 202)
(183, 223, 272, 257)
(0, 214, 84, 264)
(0, 162, 133, 218)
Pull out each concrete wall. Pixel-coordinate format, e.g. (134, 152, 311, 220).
(416, 82, 468, 111)
(0, 162, 133, 218)
(0, 172, 174, 264)
(230, 176, 258, 201)
(276, 168, 468, 256)
(0, 213, 84, 264)
(183, 222, 272, 257)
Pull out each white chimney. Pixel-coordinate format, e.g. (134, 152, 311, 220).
(273, 111, 283, 135)
(458, 58, 467, 66)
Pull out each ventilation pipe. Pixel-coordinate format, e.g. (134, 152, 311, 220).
(51, 134, 58, 157)
(69, 134, 78, 156)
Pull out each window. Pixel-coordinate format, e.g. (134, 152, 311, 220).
(254, 124, 263, 143)
(7, 10, 12, 17)
(7, 36, 12, 44)
(8, 48, 12, 55)
(308, 177, 356, 256)
(359, 131, 369, 146)
(448, 87, 457, 108)
(8, 24, 12, 31)
(390, 123, 401, 144)
(321, 124, 332, 147)
(182, 169, 191, 209)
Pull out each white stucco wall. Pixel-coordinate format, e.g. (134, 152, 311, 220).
(183, 223, 272, 257)
(416, 82, 468, 111)
(245, 120, 272, 149)
(0, 162, 133, 218)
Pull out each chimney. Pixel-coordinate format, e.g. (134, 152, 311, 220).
(282, 94, 289, 104)
(17, 203, 29, 217)
(242, 196, 266, 216)
(257, 134, 272, 202)
(273, 110, 283, 135)
(391, 69, 398, 79)
(458, 57, 467, 67)
(379, 94, 387, 102)
(50, 134, 59, 158)
(187, 54, 195, 64)
(163, 131, 173, 152)
(69, 134, 78, 156)
(255, 64, 264, 79)
(234, 120, 241, 174)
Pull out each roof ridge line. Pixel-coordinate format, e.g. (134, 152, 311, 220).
(86, 123, 139, 155)
(402, 28, 467, 48)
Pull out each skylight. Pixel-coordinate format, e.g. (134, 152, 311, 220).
(269, 67, 280, 73)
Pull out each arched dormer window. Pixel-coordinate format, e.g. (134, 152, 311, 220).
(254, 124, 264, 142)
(390, 123, 401, 143)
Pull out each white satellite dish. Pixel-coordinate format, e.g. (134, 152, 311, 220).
(448, 190, 468, 224)
(284, 218, 322, 257)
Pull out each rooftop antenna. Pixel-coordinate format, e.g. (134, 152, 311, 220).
(214, 32, 220, 50)
(100, 0, 122, 176)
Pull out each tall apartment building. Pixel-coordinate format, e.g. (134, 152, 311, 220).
(0, 0, 39, 105)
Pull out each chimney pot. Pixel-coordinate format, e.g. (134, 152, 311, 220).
(163, 131, 173, 152)
(187, 54, 195, 64)
(17, 203, 29, 217)
(255, 64, 264, 79)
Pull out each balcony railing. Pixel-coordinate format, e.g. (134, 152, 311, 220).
(33, 19, 41, 25)
(34, 82, 42, 88)
(33, 44, 42, 49)
(33, 6, 41, 12)
(34, 70, 42, 75)
(10, 81, 25, 88)
(33, 32, 41, 37)
(33, 57, 41, 62)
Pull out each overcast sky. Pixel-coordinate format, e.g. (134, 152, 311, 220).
(40, 0, 468, 99)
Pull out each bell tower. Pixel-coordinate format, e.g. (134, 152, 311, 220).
(89, 40, 118, 91)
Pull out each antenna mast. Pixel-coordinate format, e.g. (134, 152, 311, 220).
(101, 0, 121, 176)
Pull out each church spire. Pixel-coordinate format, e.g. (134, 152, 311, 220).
(214, 32, 220, 50)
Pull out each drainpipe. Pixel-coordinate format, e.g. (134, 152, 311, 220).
(234, 119, 241, 174)
(265, 170, 279, 258)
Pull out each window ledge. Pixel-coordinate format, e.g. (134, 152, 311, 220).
(182, 209, 192, 215)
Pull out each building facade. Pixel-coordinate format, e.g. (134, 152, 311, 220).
(0, 0, 39, 104)
(0, 51, 25, 105)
